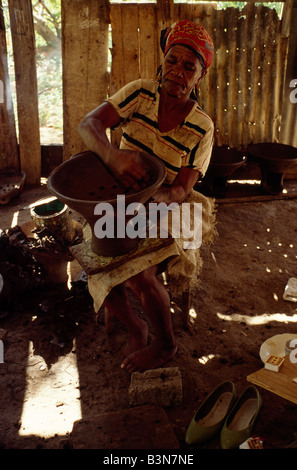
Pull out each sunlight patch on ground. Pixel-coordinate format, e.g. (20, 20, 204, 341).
(19, 340, 82, 438)
(228, 179, 261, 185)
(198, 353, 217, 365)
(217, 311, 297, 325)
(189, 307, 197, 323)
(11, 211, 19, 228)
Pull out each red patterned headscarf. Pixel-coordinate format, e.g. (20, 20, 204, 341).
(163, 20, 214, 70)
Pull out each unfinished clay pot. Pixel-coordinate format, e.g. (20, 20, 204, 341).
(248, 143, 297, 194)
(203, 146, 247, 196)
(0, 168, 26, 205)
(47, 151, 166, 256)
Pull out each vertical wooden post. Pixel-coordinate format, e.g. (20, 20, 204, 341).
(0, 0, 18, 171)
(9, 0, 41, 185)
(280, 0, 297, 147)
(62, 0, 110, 161)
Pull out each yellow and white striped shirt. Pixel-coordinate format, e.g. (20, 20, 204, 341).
(107, 78, 214, 185)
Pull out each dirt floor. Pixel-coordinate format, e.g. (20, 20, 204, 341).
(1, 180, 297, 451)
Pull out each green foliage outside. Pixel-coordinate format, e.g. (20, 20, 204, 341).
(3, 0, 283, 144)
(4, 0, 63, 143)
(33, 0, 62, 134)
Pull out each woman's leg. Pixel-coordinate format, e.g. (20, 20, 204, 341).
(121, 265, 177, 372)
(103, 283, 148, 356)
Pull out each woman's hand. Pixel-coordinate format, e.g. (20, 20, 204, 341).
(151, 185, 186, 205)
(152, 167, 200, 205)
(78, 102, 149, 191)
(109, 148, 150, 191)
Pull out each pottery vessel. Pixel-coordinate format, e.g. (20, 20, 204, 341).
(247, 143, 297, 194)
(203, 146, 247, 196)
(48, 151, 166, 256)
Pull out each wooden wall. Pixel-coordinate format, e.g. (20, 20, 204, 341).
(62, 0, 110, 162)
(109, 2, 292, 150)
(0, 0, 297, 183)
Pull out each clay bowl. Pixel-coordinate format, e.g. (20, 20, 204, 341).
(247, 143, 297, 194)
(47, 150, 166, 256)
(203, 146, 247, 196)
(247, 143, 297, 173)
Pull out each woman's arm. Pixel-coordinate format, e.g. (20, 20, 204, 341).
(152, 167, 199, 204)
(78, 102, 149, 190)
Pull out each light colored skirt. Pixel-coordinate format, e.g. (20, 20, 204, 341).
(85, 189, 216, 312)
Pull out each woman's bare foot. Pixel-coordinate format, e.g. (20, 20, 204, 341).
(124, 319, 149, 357)
(121, 340, 177, 373)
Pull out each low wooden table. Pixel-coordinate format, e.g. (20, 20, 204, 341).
(247, 355, 297, 404)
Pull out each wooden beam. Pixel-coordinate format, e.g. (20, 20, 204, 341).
(9, 0, 41, 185)
(0, 0, 18, 171)
(62, 0, 110, 161)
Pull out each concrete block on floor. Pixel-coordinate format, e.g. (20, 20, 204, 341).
(129, 367, 183, 407)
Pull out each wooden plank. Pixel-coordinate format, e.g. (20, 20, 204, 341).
(138, 4, 158, 80)
(109, 4, 124, 146)
(262, 7, 281, 142)
(62, 0, 110, 161)
(121, 4, 140, 85)
(110, 3, 143, 147)
(232, 9, 245, 148)
(156, 0, 174, 29)
(280, 0, 297, 146)
(110, 4, 140, 91)
(226, 7, 239, 148)
(214, 10, 228, 146)
(0, 0, 18, 171)
(110, 4, 124, 96)
(261, 7, 275, 141)
(200, 8, 216, 137)
(238, 6, 251, 147)
(247, 354, 297, 404)
(9, 0, 41, 184)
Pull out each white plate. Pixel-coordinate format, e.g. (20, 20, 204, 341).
(259, 333, 297, 363)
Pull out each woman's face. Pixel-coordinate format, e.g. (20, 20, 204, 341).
(161, 45, 204, 101)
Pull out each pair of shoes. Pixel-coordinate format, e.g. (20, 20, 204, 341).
(185, 381, 236, 445)
(220, 385, 262, 449)
(185, 383, 262, 448)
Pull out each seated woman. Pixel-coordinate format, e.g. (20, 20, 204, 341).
(78, 20, 215, 373)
